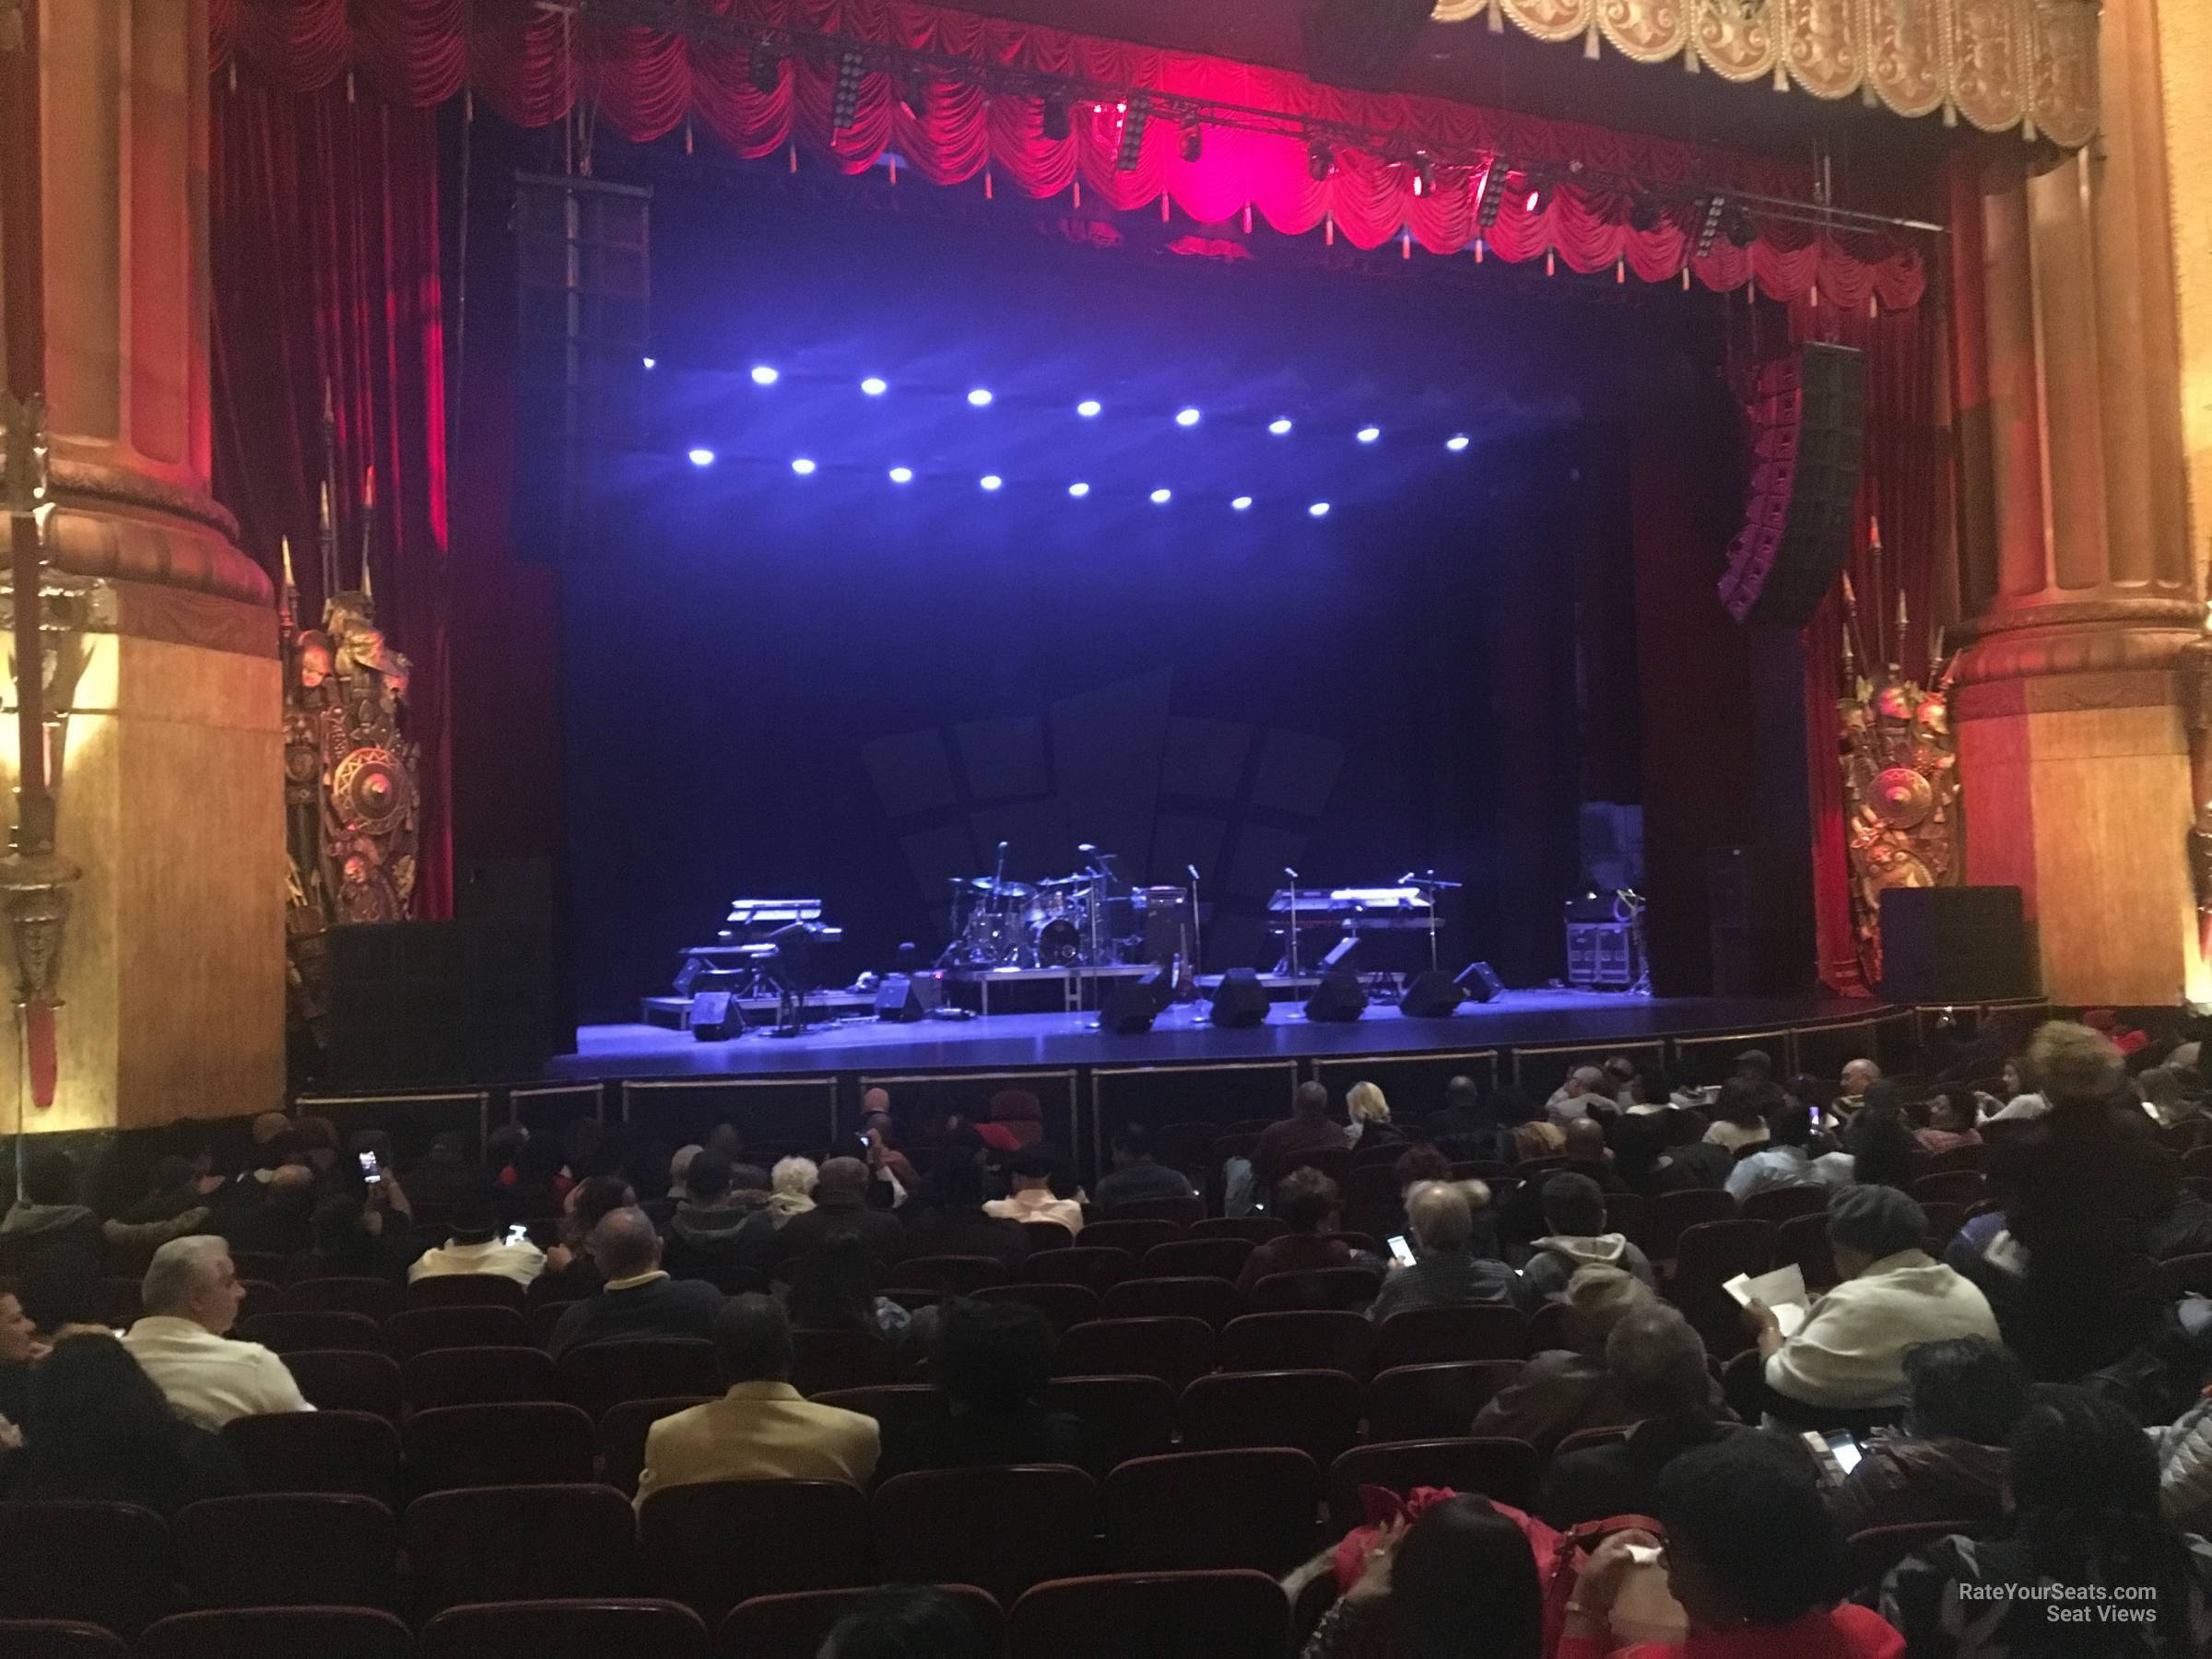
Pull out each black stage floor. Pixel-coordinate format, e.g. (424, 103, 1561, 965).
(550, 988, 1897, 1080)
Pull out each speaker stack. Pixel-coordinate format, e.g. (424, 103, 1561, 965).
(1716, 342, 1866, 627)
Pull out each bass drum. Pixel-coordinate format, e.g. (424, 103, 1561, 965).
(1032, 916, 1084, 968)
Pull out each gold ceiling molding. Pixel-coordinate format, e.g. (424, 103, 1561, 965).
(1430, 0, 2099, 148)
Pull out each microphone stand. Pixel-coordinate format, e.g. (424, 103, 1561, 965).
(1284, 866, 1301, 980)
(1187, 865, 1204, 979)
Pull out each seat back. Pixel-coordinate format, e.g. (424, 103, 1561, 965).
(1189, 1217, 1288, 1246)
(1020, 1221, 1077, 1254)
(382, 1306, 529, 1358)
(715, 1585, 1003, 1658)
(1774, 1212, 1839, 1292)
(1054, 1318, 1214, 1391)
(788, 1328, 898, 1397)
(1841, 1520, 1977, 1592)
(241, 1311, 383, 1354)
(282, 1349, 405, 1421)
(1008, 1571, 1287, 1659)
(403, 1484, 640, 1614)
(971, 1282, 1100, 1334)
(404, 1345, 557, 1410)
(1098, 1277, 1242, 1328)
(1040, 1376, 1178, 1477)
(1178, 1370, 1362, 1467)
(136, 1608, 413, 1659)
(406, 1274, 527, 1311)
(1095, 1195, 1204, 1228)
(556, 1339, 721, 1418)
(1019, 1248, 1136, 1289)
(1102, 1451, 1322, 1574)
(0, 1502, 171, 1636)
(887, 1254, 1011, 1295)
(1246, 1265, 1381, 1312)
(872, 1466, 1100, 1606)
(1079, 1219, 1183, 1258)
(596, 1395, 714, 1498)
(1739, 1185, 1830, 1225)
(288, 1278, 406, 1322)
(0, 1621, 128, 1657)
(1139, 1239, 1253, 1281)
(402, 1402, 595, 1494)
(1641, 1189, 1736, 1262)
(1217, 1312, 1374, 1382)
(1372, 1304, 1529, 1369)
(812, 1385, 949, 1481)
(638, 1479, 871, 1623)
(173, 1494, 397, 1610)
(1364, 1361, 1525, 1442)
(418, 1598, 708, 1659)
(1325, 1439, 1541, 1529)
(1601, 1192, 1647, 1246)
(1552, 1424, 1633, 1458)
(1671, 1219, 1777, 1356)
(223, 1410, 402, 1505)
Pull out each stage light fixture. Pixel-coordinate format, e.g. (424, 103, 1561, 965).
(1629, 191, 1664, 233)
(1077, 399, 1102, 418)
(750, 365, 779, 385)
(747, 43, 781, 94)
(980, 474, 1003, 491)
(641, 357, 656, 370)
(1524, 180, 1547, 213)
(1180, 118, 1204, 162)
(1695, 195, 1726, 259)
(1446, 433, 1470, 452)
(1268, 418, 1293, 436)
(967, 388, 994, 406)
(1068, 481, 1090, 498)
(1149, 488, 1171, 504)
(1723, 205, 1757, 249)
(1308, 500, 1331, 517)
(888, 466, 913, 484)
(1041, 98, 1071, 142)
(1410, 155, 1434, 197)
(1476, 159, 1509, 229)
(1357, 426, 1381, 443)
(688, 448, 716, 467)
(1231, 495, 1253, 511)
(1308, 139, 1334, 182)
(861, 376, 888, 396)
(1175, 406, 1201, 428)
(791, 457, 817, 476)
(831, 50, 865, 131)
(1116, 102, 1149, 171)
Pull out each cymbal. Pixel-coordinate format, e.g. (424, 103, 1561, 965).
(1035, 874, 1094, 888)
(966, 877, 1035, 898)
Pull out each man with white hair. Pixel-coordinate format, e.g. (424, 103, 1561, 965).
(121, 1236, 311, 1429)
(1838, 1058, 1882, 1114)
(1546, 1065, 1608, 1126)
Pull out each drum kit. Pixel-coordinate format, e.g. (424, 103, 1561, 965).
(945, 854, 1193, 971)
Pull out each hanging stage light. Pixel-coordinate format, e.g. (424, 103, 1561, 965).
(1723, 204, 1758, 249)
(1476, 159, 1509, 229)
(1116, 102, 1149, 171)
(1308, 138, 1334, 182)
(747, 41, 782, 94)
(831, 51, 865, 131)
(1410, 154, 1434, 198)
(1041, 98, 1071, 142)
(1629, 191, 1665, 233)
(1180, 118, 1204, 163)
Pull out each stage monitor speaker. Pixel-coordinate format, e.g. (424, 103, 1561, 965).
(1300, 0, 1435, 88)
(1717, 342, 1865, 627)
(1209, 968, 1272, 1029)
(1877, 887, 2036, 1005)
(1400, 970, 1465, 1018)
(1304, 968, 1368, 1023)
(874, 973, 943, 1023)
(689, 991, 744, 1041)
(1100, 972, 1165, 1034)
(512, 172, 652, 563)
(1454, 960, 1504, 1004)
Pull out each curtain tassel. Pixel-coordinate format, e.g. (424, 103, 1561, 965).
(1324, 213, 1334, 246)
(1161, 195, 1171, 223)
(1616, 257, 1625, 284)
(984, 170, 994, 199)
(1401, 231, 1412, 260)
(788, 144, 798, 173)
(1242, 204, 1253, 234)
(1072, 179, 1081, 208)
(1546, 249, 1556, 277)
(1473, 239, 1483, 264)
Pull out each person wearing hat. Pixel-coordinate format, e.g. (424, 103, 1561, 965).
(1743, 1184, 1997, 1426)
(407, 1190, 547, 1287)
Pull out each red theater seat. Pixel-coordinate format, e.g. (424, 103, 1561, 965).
(872, 1466, 1100, 1605)
(406, 1274, 526, 1312)
(1040, 1376, 1177, 1475)
(1019, 1247, 1136, 1289)
(638, 1480, 870, 1622)
(241, 1310, 382, 1354)
(404, 1345, 556, 1409)
(1178, 1370, 1363, 1468)
(887, 1254, 1011, 1295)
(223, 1410, 401, 1505)
(281, 1348, 405, 1421)
(1365, 1361, 1524, 1442)
(0, 1622, 128, 1658)
(1007, 1571, 1288, 1659)
(0, 1502, 171, 1636)
(1325, 1439, 1542, 1528)
(715, 1586, 1002, 1659)
(1078, 1219, 1183, 1258)
(173, 1493, 397, 1609)
(1218, 1311, 1375, 1382)
(597, 1396, 714, 1498)
(1102, 1451, 1321, 1575)
(1246, 1265, 1382, 1312)
(1098, 1276, 1242, 1328)
(556, 1339, 721, 1418)
(1188, 1217, 1289, 1246)
(382, 1306, 529, 1359)
(403, 1402, 596, 1494)
(972, 1282, 1100, 1334)
(1095, 1195, 1204, 1229)
(1139, 1239, 1253, 1281)
(136, 1608, 412, 1659)
(789, 1328, 898, 1397)
(1372, 1304, 1529, 1369)
(404, 1484, 640, 1613)
(288, 1277, 406, 1322)
(418, 1598, 708, 1659)
(1054, 1318, 1213, 1392)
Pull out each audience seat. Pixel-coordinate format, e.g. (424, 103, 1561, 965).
(404, 1485, 640, 1614)
(1324, 1440, 1540, 1528)
(1916, 1143, 1987, 1176)
(1179, 1370, 1362, 1468)
(1246, 1266, 1381, 1312)
(1078, 1219, 1182, 1258)
(1917, 1202, 1967, 1253)
(1670, 1219, 1777, 1357)
(1008, 1572, 1288, 1659)
(288, 1277, 406, 1322)
(1739, 1186, 1830, 1226)
(971, 1281, 1100, 1334)
(406, 1274, 527, 1312)
(1523, 1300, 1571, 1356)
(1098, 1276, 1242, 1328)
(1365, 1361, 1524, 1442)
(383, 1306, 530, 1359)
(230, 1252, 291, 1285)
(136, 1607, 412, 1659)
(1842, 1520, 1977, 1591)
(556, 1339, 720, 1418)
(788, 1328, 899, 1397)
(1602, 1192, 1647, 1244)
(812, 1385, 948, 1479)
(1909, 1171, 1986, 1206)
(872, 1466, 1100, 1605)
(1054, 1317, 1214, 1392)
(1641, 1189, 1736, 1264)
(2164, 1252, 2212, 1297)
(1342, 1165, 1401, 1229)
(0, 1621, 127, 1658)
(1773, 1212, 1840, 1293)
(282, 1348, 405, 1421)
(715, 1585, 1001, 1659)
(241, 1310, 383, 1355)
(1552, 1424, 1632, 1459)
(639, 1480, 870, 1623)
(0, 1502, 171, 1636)
(1019, 1247, 1135, 1290)
(528, 1300, 575, 1348)
(1040, 1376, 1177, 1476)
(404, 1345, 557, 1410)
(173, 1493, 397, 1610)
(1279, 1148, 1349, 1185)
(1102, 1451, 1322, 1575)
(1139, 1239, 1253, 1281)
(418, 1598, 708, 1659)
(596, 1396, 713, 1498)
(1094, 1195, 1204, 1229)
(1372, 1305, 1529, 1369)
(223, 1410, 402, 1506)
(403, 1402, 596, 1494)
(1188, 1217, 1288, 1246)
(1217, 1312, 1374, 1383)
(886, 1254, 1011, 1295)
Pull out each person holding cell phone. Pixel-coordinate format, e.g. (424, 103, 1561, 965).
(406, 1192, 547, 1287)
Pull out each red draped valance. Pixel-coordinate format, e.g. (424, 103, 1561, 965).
(211, 0, 1925, 312)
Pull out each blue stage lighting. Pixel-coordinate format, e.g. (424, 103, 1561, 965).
(1446, 433, 1471, 452)
(1077, 399, 1102, 418)
(1068, 481, 1090, 498)
(688, 448, 716, 467)
(861, 376, 888, 396)
(750, 365, 779, 385)
(1268, 418, 1293, 435)
(1309, 500, 1331, 517)
(1356, 426, 1381, 443)
(791, 457, 817, 476)
(968, 388, 994, 407)
(980, 474, 1003, 491)
(1230, 495, 1253, 511)
(1175, 406, 1201, 427)
(888, 466, 913, 484)
(1150, 488, 1171, 504)
(641, 357, 656, 370)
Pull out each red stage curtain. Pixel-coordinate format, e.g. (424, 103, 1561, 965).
(209, 76, 454, 919)
(210, 0, 1924, 312)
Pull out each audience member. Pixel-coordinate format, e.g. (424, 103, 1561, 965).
(1496, 1085, 1569, 1160)
(819, 1585, 988, 1659)
(764, 1157, 818, 1226)
(1254, 1082, 1351, 1186)
(1747, 1185, 1998, 1425)
(1563, 1433, 1902, 1657)
(1736, 1048, 1778, 1084)
(122, 1237, 312, 1428)
(1814, 1087, 1918, 1192)
(501, 1132, 569, 1219)
(4, 1334, 246, 1514)
(1611, 1113, 1703, 1196)
(408, 1195, 547, 1287)
(907, 1298, 1085, 1471)
(982, 1147, 1085, 1236)
(1915, 1089, 1984, 1158)
(2153, 1378, 2212, 1534)
(2143, 1064, 2206, 1135)
(1296, 1493, 1543, 1659)
(118, 1157, 216, 1228)
(547, 1206, 723, 1359)
(0, 1149, 206, 1330)
(1522, 1172, 1655, 1300)
(900, 1159, 1029, 1264)
(0, 1279, 44, 1433)
(1502, 1119, 1629, 1246)
(1539, 1305, 1733, 1527)
(1702, 1078, 1777, 1156)
(1877, 1386, 2212, 1656)
(1725, 1104, 1823, 1202)
(404, 1132, 477, 1209)
(1828, 1336, 2028, 1539)
(288, 1189, 418, 1285)
(1547, 1065, 1610, 1126)
(1237, 1169, 1354, 1293)
(633, 1294, 879, 1502)
(1368, 1181, 1527, 1323)
(786, 1233, 910, 1347)
(1476, 1265, 1654, 1452)
(538, 1173, 638, 1298)
(1351, 1144, 1452, 1245)
(1092, 1124, 1200, 1207)
(663, 1151, 761, 1279)
(1655, 1110, 1735, 1190)
(1979, 1052, 2050, 1124)
(1421, 1074, 1495, 1151)
(1344, 1081, 1403, 1151)
(1837, 1058, 1882, 1114)
(774, 1157, 909, 1274)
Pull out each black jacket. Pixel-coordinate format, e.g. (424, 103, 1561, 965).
(900, 1206, 1030, 1264)
(547, 1275, 724, 1360)
(1537, 1413, 1737, 1529)
(775, 1194, 910, 1274)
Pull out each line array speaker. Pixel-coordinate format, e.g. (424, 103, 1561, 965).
(1717, 342, 1865, 628)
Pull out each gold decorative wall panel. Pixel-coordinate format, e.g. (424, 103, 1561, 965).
(1432, 0, 2098, 147)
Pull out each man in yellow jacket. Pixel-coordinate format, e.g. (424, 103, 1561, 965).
(635, 1293, 879, 1507)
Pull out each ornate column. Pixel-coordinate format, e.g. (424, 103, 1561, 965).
(0, 0, 283, 1132)
(1947, 0, 2202, 1005)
